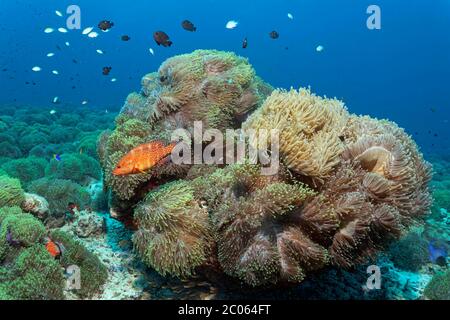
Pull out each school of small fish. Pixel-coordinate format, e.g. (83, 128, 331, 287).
(35, 8, 323, 107)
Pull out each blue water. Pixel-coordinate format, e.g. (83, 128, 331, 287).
(1, 0, 449, 154)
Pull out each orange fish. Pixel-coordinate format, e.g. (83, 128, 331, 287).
(46, 241, 61, 258)
(113, 141, 176, 176)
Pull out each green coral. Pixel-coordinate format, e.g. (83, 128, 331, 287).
(0, 141, 22, 159)
(133, 181, 213, 278)
(51, 230, 108, 299)
(45, 153, 101, 185)
(0, 206, 65, 300)
(18, 132, 49, 154)
(424, 269, 450, 300)
(0, 206, 107, 300)
(0, 175, 25, 208)
(27, 178, 90, 214)
(1, 156, 48, 186)
(387, 232, 429, 272)
(4, 245, 65, 300)
(77, 132, 103, 158)
(57, 114, 82, 127)
(0, 212, 46, 247)
(48, 125, 80, 143)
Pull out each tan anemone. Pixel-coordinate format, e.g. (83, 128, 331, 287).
(243, 88, 349, 186)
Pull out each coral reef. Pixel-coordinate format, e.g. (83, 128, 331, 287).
(423, 269, 450, 300)
(0, 50, 442, 299)
(0, 175, 25, 208)
(133, 181, 213, 278)
(244, 89, 349, 185)
(27, 178, 91, 215)
(1, 156, 48, 186)
(50, 230, 108, 299)
(387, 231, 430, 272)
(131, 86, 432, 287)
(0, 206, 107, 300)
(21, 193, 50, 220)
(45, 153, 101, 185)
(73, 212, 106, 238)
(98, 50, 273, 213)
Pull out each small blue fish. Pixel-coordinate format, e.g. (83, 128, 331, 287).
(54, 154, 61, 161)
(429, 240, 448, 266)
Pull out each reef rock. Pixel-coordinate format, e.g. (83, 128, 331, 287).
(73, 212, 106, 238)
(21, 192, 50, 221)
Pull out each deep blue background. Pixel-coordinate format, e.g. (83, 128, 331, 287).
(0, 0, 449, 154)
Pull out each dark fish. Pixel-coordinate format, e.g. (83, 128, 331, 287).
(269, 31, 279, 39)
(98, 20, 114, 31)
(72, 59, 78, 64)
(121, 35, 131, 41)
(153, 31, 173, 47)
(242, 37, 248, 49)
(435, 256, 447, 267)
(102, 66, 112, 76)
(182, 20, 197, 32)
(56, 45, 62, 51)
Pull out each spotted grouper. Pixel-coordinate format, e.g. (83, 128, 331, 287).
(113, 141, 177, 176)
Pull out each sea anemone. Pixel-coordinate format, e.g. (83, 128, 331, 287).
(243, 88, 349, 186)
(133, 181, 213, 278)
(0, 175, 25, 208)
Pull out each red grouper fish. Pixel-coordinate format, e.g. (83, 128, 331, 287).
(113, 141, 177, 176)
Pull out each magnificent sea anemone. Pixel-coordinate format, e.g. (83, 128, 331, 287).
(99, 52, 432, 287)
